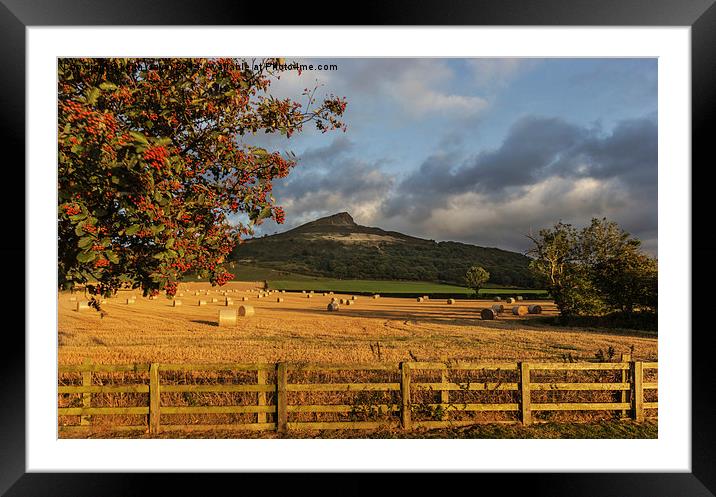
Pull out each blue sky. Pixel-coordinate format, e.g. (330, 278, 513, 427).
(240, 58, 657, 255)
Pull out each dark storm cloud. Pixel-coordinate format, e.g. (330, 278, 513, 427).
(386, 115, 656, 215)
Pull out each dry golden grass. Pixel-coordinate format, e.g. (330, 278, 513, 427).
(58, 281, 657, 366)
(58, 281, 658, 435)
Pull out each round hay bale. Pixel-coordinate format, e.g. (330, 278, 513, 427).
(218, 309, 237, 326)
(480, 308, 497, 320)
(493, 296, 502, 302)
(512, 305, 528, 316)
(491, 304, 504, 314)
(506, 298, 515, 304)
(516, 296, 523, 301)
(211, 298, 218, 303)
(75, 302, 90, 312)
(241, 296, 248, 301)
(323, 293, 328, 296)
(238, 305, 255, 317)
(276, 297, 284, 303)
(306, 294, 312, 299)
(173, 300, 182, 307)
(417, 297, 423, 302)
(310, 290, 314, 294)
(329, 291, 334, 295)
(126, 299, 134, 305)
(373, 294, 380, 299)
(198, 300, 207, 306)
(528, 305, 542, 314)
(327, 302, 340, 312)
(447, 299, 455, 305)
(423, 295, 429, 300)
(346, 300, 355, 306)
(351, 296, 357, 301)
(301, 290, 306, 294)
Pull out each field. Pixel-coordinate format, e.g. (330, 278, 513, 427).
(58, 281, 657, 366)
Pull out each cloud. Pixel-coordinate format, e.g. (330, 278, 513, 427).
(467, 58, 540, 89)
(384, 60, 489, 118)
(381, 114, 657, 254)
(254, 137, 395, 234)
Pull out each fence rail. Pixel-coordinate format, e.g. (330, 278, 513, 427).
(58, 356, 657, 435)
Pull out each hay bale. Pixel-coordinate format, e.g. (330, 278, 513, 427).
(218, 309, 237, 326)
(346, 300, 355, 306)
(301, 290, 306, 294)
(322, 293, 328, 296)
(491, 304, 504, 314)
(238, 305, 255, 317)
(173, 300, 182, 307)
(506, 298, 515, 304)
(211, 298, 218, 303)
(528, 305, 542, 314)
(512, 305, 528, 316)
(306, 294, 312, 299)
(373, 295, 380, 299)
(447, 299, 455, 304)
(493, 296, 502, 302)
(423, 295, 429, 300)
(351, 296, 357, 301)
(417, 297, 423, 302)
(126, 299, 135, 305)
(310, 290, 314, 294)
(516, 296, 523, 301)
(198, 300, 207, 306)
(225, 299, 234, 306)
(327, 302, 340, 312)
(480, 308, 497, 320)
(276, 297, 284, 303)
(241, 297, 248, 301)
(75, 302, 90, 312)
(339, 299, 347, 305)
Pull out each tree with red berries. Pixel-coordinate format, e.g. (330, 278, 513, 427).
(58, 58, 347, 305)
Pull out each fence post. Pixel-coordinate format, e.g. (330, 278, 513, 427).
(620, 353, 631, 419)
(149, 363, 161, 435)
(520, 362, 532, 426)
(277, 363, 288, 433)
(401, 362, 412, 430)
(440, 364, 449, 421)
(631, 361, 644, 422)
(257, 363, 267, 425)
(81, 358, 92, 426)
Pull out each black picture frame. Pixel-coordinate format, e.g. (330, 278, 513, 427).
(3, 1, 713, 495)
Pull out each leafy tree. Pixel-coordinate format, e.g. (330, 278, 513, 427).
(527, 218, 657, 317)
(58, 58, 346, 304)
(464, 265, 490, 296)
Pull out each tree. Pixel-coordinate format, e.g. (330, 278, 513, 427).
(58, 58, 346, 305)
(465, 266, 490, 296)
(527, 218, 657, 317)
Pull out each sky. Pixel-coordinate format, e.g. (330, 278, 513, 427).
(240, 58, 657, 255)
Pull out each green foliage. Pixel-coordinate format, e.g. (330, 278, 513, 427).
(58, 58, 347, 300)
(527, 218, 657, 318)
(232, 225, 538, 288)
(464, 265, 490, 295)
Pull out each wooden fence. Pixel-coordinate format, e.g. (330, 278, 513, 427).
(58, 356, 657, 434)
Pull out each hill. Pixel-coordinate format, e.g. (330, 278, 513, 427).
(231, 212, 538, 288)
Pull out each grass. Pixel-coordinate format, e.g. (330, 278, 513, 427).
(265, 278, 547, 296)
(61, 420, 657, 439)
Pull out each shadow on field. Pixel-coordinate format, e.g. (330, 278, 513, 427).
(190, 320, 218, 327)
(270, 306, 656, 339)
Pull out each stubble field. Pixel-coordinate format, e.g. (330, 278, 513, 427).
(58, 281, 658, 366)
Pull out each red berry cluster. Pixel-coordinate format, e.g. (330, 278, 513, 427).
(143, 146, 169, 171)
(94, 258, 110, 268)
(62, 203, 81, 216)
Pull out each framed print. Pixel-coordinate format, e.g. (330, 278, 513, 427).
(5, 0, 715, 495)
